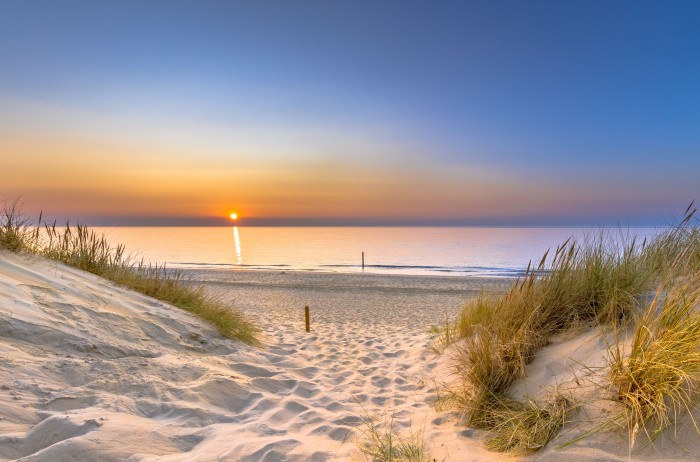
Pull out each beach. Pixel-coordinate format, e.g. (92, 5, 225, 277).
(4, 0, 698, 459)
(194, 270, 513, 460)
(189, 268, 512, 328)
(3, 250, 700, 461)
(0, 250, 510, 461)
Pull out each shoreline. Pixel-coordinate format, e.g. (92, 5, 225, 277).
(186, 267, 516, 291)
(178, 265, 527, 279)
(188, 269, 514, 330)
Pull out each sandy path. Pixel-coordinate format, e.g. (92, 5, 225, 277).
(192, 270, 511, 460)
(0, 252, 509, 461)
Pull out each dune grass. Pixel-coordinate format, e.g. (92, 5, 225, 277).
(0, 201, 258, 345)
(484, 392, 577, 454)
(0, 200, 40, 253)
(445, 204, 700, 452)
(643, 203, 700, 277)
(356, 409, 431, 462)
(452, 232, 654, 427)
(609, 266, 700, 446)
(429, 313, 459, 353)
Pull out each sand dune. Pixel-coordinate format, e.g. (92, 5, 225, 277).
(2, 250, 699, 461)
(0, 250, 483, 461)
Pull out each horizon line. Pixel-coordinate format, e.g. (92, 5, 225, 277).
(28, 215, 682, 228)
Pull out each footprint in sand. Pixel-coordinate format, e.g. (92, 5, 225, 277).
(292, 381, 319, 399)
(308, 424, 353, 442)
(6, 415, 102, 459)
(250, 377, 298, 395)
(268, 401, 309, 425)
(230, 363, 280, 378)
(44, 395, 97, 412)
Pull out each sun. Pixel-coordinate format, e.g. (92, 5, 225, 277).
(229, 213, 238, 220)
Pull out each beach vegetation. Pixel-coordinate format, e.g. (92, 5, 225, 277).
(484, 391, 577, 453)
(609, 265, 700, 447)
(445, 203, 700, 452)
(356, 409, 431, 462)
(0, 201, 259, 345)
(0, 199, 40, 253)
(429, 312, 458, 353)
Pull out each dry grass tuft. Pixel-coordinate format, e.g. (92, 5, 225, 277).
(356, 409, 431, 462)
(0, 199, 40, 252)
(430, 313, 459, 353)
(643, 201, 700, 277)
(485, 392, 578, 454)
(451, 326, 537, 428)
(609, 267, 700, 446)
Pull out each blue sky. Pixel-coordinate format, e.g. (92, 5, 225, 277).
(1, 1, 698, 225)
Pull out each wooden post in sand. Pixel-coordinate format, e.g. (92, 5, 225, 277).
(362, 252, 365, 271)
(305, 305, 310, 332)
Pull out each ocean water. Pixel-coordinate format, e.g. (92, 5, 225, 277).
(90, 226, 662, 277)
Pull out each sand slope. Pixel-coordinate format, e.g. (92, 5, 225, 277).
(0, 251, 492, 461)
(2, 250, 699, 461)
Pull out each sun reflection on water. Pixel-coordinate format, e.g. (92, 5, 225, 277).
(233, 226, 242, 266)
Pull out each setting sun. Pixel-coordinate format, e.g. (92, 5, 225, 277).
(229, 213, 238, 220)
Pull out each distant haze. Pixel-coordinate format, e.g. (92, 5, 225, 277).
(1, 1, 698, 225)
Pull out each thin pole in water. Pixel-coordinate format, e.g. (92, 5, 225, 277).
(362, 251, 365, 271)
(305, 305, 310, 332)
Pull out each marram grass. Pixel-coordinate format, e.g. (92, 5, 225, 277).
(0, 200, 40, 253)
(356, 409, 431, 462)
(609, 268, 700, 446)
(0, 201, 258, 345)
(446, 203, 699, 453)
(485, 392, 578, 454)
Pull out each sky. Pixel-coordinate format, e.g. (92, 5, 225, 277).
(1, 0, 698, 226)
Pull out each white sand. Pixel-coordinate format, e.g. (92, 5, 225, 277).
(1, 250, 699, 461)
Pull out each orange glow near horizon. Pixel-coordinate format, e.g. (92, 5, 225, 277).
(0, 129, 671, 225)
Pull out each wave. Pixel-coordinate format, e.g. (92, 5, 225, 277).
(170, 261, 527, 277)
(321, 263, 527, 274)
(174, 262, 292, 268)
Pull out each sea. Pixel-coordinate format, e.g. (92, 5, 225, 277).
(90, 226, 663, 278)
